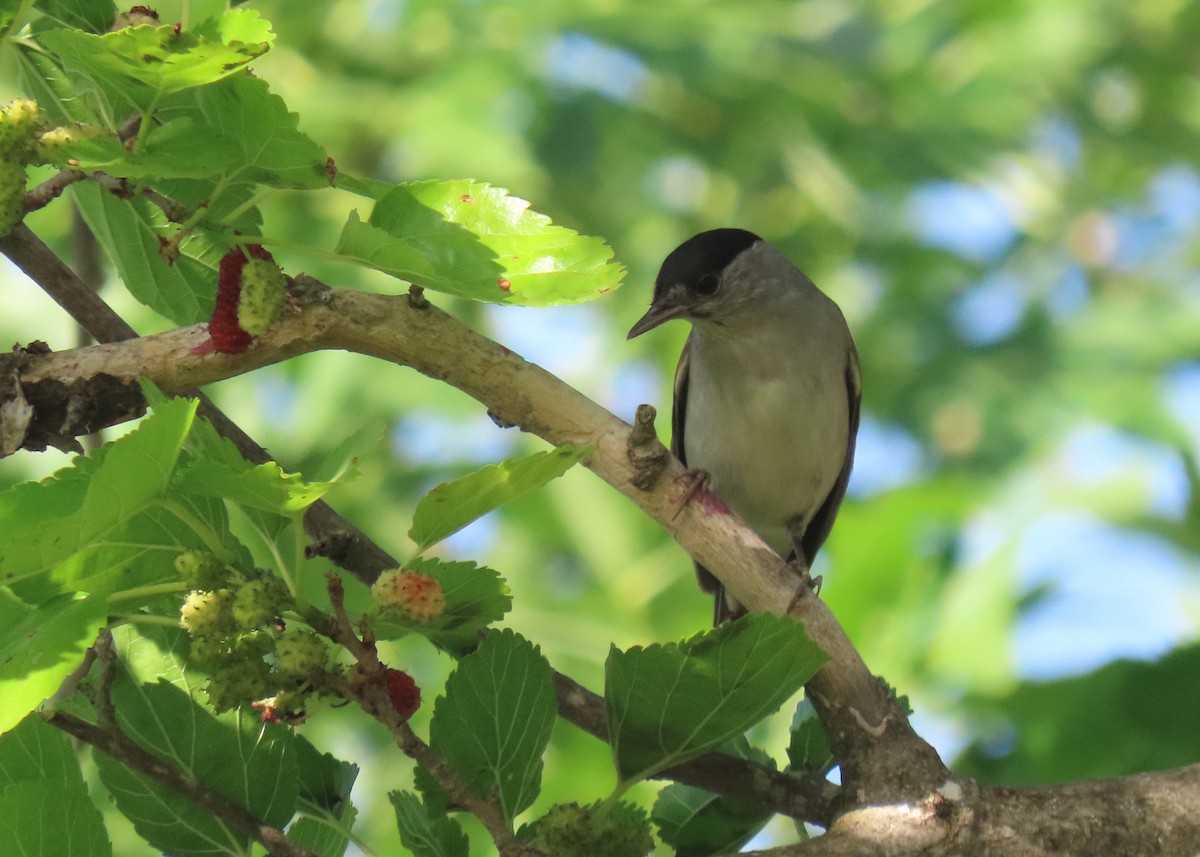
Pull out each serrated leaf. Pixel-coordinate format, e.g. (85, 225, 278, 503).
(372, 558, 512, 654)
(174, 458, 337, 515)
(653, 782, 771, 857)
(70, 182, 217, 324)
(429, 629, 555, 824)
(295, 735, 358, 817)
(0, 591, 109, 735)
(409, 445, 590, 555)
(57, 74, 327, 190)
(0, 779, 112, 857)
(287, 810, 358, 857)
(38, 11, 272, 111)
(334, 180, 624, 305)
(0, 397, 197, 585)
(786, 699, 833, 775)
(389, 791, 469, 857)
(288, 738, 359, 857)
(605, 614, 827, 783)
(97, 674, 298, 857)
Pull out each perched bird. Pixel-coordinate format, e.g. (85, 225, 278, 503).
(627, 229, 861, 623)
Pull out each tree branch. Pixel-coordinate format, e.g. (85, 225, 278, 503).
(746, 764, 1200, 857)
(319, 575, 545, 857)
(0, 224, 396, 584)
(9, 268, 942, 803)
(8, 234, 1200, 854)
(0, 225, 820, 824)
(47, 710, 318, 857)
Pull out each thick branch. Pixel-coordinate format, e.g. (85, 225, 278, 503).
(10, 247, 1200, 854)
(0, 225, 395, 583)
(1, 227, 812, 825)
(750, 764, 1200, 857)
(47, 710, 316, 857)
(12, 278, 943, 803)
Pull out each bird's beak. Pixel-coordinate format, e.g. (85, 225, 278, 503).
(627, 298, 686, 340)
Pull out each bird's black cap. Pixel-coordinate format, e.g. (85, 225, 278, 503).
(655, 228, 762, 290)
(627, 228, 763, 339)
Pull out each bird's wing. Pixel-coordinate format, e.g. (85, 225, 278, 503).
(671, 336, 724, 604)
(670, 334, 691, 467)
(798, 342, 862, 565)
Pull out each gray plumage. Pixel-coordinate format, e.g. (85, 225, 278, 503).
(628, 229, 861, 622)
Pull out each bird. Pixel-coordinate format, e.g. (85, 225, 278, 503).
(627, 228, 861, 623)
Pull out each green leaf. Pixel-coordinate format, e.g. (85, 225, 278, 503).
(0, 713, 79, 786)
(0, 591, 109, 735)
(38, 10, 272, 112)
(70, 182, 216, 324)
(287, 811, 358, 857)
(0, 714, 112, 855)
(409, 444, 590, 555)
(0, 779, 112, 857)
(371, 558, 511, 653)
(36, 0, 117, 34)
(429, 629, 556, 824)
(110, 623, 191, 689)
(57, 73, 328, 190)
(334, 180, 624, 305)
(97, 676, 298, 856)
(653, 782, 771, 857)
(15, 45, 94, 126)
(16, 497, 226, 604)
(288, 737, 359, 857)
(0, 396, 197, 584)
(175, 458, 337, 516)
(0, 0, 22, 38)
(389, 791, 469, 857)
(786, 699, 833, 775)
(605, 614, 827, 783)
(310, 417, 386, 484)
(295, 734, 358, 817)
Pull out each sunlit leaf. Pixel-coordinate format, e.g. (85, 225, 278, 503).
(409, 445, 590, 555)
(334, 180, 624, 305)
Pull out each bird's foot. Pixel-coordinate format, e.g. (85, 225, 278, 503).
(784, 555, 822, 612)
(672, 468, 713, 520)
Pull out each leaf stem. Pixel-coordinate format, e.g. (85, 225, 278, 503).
(108, 580, 187, 604)
(110, 612, 181, 627)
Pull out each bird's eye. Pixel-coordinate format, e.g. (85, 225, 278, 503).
(694, 273, 720, 297)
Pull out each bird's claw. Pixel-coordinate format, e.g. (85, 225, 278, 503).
(672, 469, 712, 520)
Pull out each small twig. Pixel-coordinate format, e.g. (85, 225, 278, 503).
(24, 170, 87, 213)
(321, 575, 545, 857)
(93, 628, 117, 725)
(627, 403, 670, 490)
(47, 710, 318, 857)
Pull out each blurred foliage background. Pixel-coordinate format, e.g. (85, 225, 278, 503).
(3, 0, 1200, 852)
